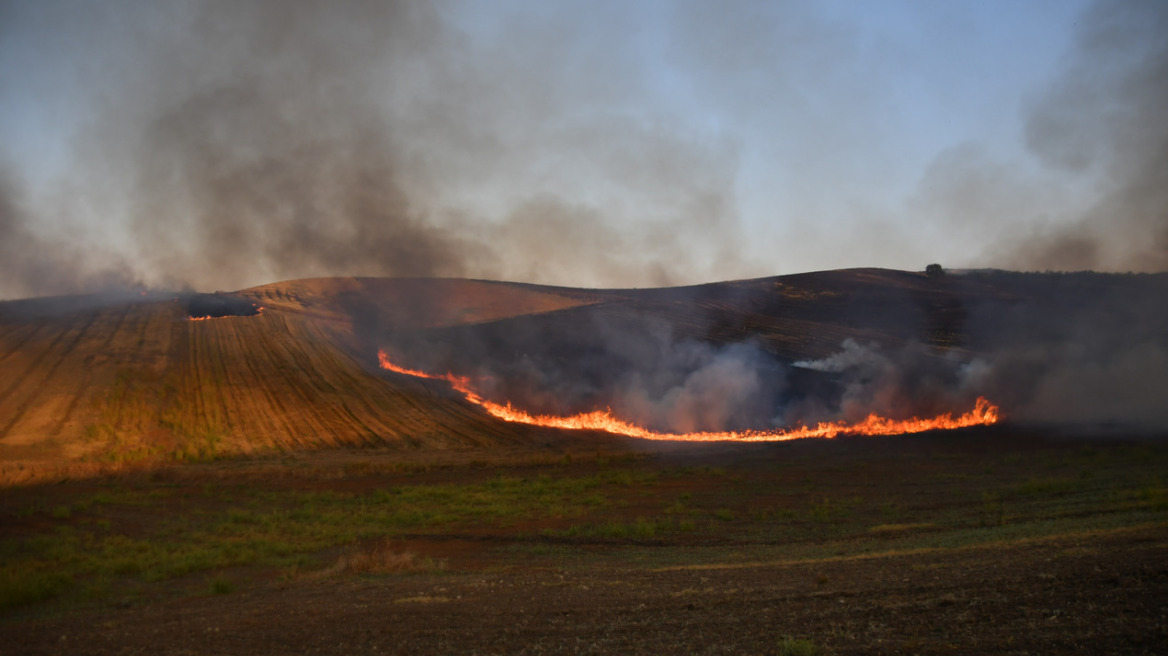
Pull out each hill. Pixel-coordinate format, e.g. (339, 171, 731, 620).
(2, 268, 1166, 482)
(0, 278, 601, 482)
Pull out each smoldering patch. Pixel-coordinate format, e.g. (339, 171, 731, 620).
(186, 293, 263, 320)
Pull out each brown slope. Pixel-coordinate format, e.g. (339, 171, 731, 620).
(392, 267, 1168, 369)
(240, 276, 600, 328)
(374, 268, 990, 378)
(0, 283, 586, 483)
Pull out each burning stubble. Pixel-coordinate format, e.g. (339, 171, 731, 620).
(377, 349, 999, 442)
(369, 271, 1168, 434)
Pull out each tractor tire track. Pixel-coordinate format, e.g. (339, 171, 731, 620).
(0, 320, 64, 408)
(0, 320, 49, 366)
(50, 305, 134, 439)
(0, 311, 98, 441)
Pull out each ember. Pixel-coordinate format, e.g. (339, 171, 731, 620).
(186, 293, 264, 320)
(377, 350, 999, 442)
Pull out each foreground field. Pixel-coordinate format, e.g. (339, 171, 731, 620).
(2, 428, 1165, 654)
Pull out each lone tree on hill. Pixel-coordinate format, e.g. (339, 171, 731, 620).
(925, 263, 945, 279)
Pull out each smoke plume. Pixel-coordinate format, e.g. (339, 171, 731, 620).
(2, 0, 1162, 301)
(376, 269, 1168, 434)
(791, 339, 981, 423)
(0, 0, 747, 299)
(994, 0, 1168, 271)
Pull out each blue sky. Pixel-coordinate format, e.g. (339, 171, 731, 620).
(1, 0, 1163, 298)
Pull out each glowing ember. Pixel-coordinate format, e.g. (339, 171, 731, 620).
(377, 350, 1000, 442)
(188, 306, 264, 321)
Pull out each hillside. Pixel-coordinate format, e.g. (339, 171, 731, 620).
(0, 279, 603, 482)
(2, 269, 1166, 482)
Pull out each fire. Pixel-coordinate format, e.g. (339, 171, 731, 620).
(377, 350, 999, 442)
(188, 306, 265, 321)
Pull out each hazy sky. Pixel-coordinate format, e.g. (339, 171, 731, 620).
(1, 0, 1164, 298)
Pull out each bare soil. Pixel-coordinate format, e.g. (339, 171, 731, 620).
(2, 431, 1165, 655)
(5, 526, 1166, 656)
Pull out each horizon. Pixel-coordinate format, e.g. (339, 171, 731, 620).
(5, 264, 1168, 304)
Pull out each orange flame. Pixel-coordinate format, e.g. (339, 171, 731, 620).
(377, 350, 999, 442)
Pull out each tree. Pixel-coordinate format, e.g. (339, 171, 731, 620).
(925, 263, 945, 279)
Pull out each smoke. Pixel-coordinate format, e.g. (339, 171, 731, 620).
(975, 341, 1168, 431)
(0, 165, 140, 298)
(993, 0, 1168, 271)
(0, 0, 750, 299)
(376, 267, 1168, 434)
(3, 0, 1162, 303)
(385, 301, 1000, 434)
(791, 339, 983, 424)
(960, 274, 1168, 431)
(795, 335, 1168, 433)
(611, 340, 787, 433)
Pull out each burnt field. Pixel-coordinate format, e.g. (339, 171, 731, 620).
(1, 428, 1165, 654)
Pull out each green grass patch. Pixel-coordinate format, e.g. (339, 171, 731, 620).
(0, 469, 656, 612)
(208, 577, 234, 595)
(545, 516, 673, 540)
(777, 636, 817, 656)
(868, 523, 937, 534)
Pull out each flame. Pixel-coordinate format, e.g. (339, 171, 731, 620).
(377, 350, 999, 442)
(188, 306, 265, 321)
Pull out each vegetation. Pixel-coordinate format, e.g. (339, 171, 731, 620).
(777, 636, 817, 656)
(2, 436, 1165, 619)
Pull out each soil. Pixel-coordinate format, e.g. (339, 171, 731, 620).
(2, 432, 1166, 655)
(3, 525, 1164, 655)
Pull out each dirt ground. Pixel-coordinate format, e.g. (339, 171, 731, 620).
(2, 431, 1166, 655)
(4, 527, 1165, 655)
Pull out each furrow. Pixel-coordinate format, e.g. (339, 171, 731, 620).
(0, 312, 98, 440)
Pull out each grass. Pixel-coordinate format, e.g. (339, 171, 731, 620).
(544, 516, 675, 540)
(208, 578, 234, 595)
(0, 469, 653, 612)
(777, 636, 817, 656)
(2, 438, 1166, 615)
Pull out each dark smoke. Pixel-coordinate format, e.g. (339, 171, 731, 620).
(791, 339, 982, 424)
(0, 0, 747, 299)
(998, 0, 1168, 272)
(958, 272, 1168, 431)
(383, 309, 792, 433)
(114, 0, 477, 289)
(376, 270, 1168, 434)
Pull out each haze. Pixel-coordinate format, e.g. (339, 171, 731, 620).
(1, 0, 1165, 299)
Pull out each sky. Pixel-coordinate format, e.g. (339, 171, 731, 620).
(1, 0, 1165, 299)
